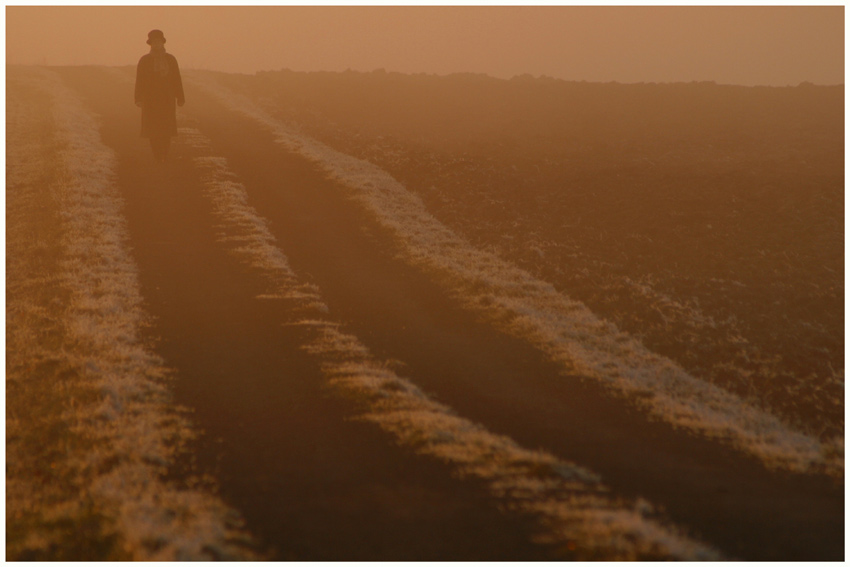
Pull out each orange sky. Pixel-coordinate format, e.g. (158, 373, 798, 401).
(5, 5, 844, 86)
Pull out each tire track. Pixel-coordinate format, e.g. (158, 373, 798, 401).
(189, 71, 840, 479)
(180, 126, 721, 560)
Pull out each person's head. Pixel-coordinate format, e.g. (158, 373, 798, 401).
(146, 29, 166, 48)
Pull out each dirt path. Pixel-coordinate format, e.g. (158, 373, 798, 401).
(57, 67, 553, 561)
(58, 66, 842, 561)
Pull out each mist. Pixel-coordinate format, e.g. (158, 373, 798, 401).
(6, 5, 844, 86)
(7, 3, 844, 562)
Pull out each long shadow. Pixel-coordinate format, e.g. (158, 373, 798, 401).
(56, 66, 556, 561)
(175, 74, 843, 560)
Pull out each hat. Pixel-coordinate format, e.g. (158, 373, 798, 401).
(146, 29, 166, 45)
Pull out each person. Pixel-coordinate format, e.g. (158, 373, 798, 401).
(135, 29, 185, 162)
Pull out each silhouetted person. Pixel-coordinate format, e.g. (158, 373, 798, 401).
(135, 29, 184, 162)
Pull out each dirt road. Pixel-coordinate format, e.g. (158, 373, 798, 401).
(55, 66, 842, 560)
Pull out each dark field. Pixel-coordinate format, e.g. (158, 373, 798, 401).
(215, 69, 844, 439)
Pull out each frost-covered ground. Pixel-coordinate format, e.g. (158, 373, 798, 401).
(211, 69, 844, 449)
(7, 64, 843, 560)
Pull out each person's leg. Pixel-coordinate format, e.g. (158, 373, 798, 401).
(149, 137, 160, 160)
(159, 136, 171, 161)
(149, 135, 169, 162)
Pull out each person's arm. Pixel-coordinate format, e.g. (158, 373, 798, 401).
(173, 56, 185, 107)
(134, 56, 145, 107)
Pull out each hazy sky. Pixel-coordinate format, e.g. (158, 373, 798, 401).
(5, 5, 844, 86)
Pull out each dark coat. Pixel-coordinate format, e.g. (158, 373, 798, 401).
(135, 51, 185, 138)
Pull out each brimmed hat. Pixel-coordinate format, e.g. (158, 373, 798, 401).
(146, 29, 166, 45)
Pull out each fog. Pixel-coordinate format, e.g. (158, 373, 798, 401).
(7, 4, 845, 560)
(6, 5, 844, 86)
